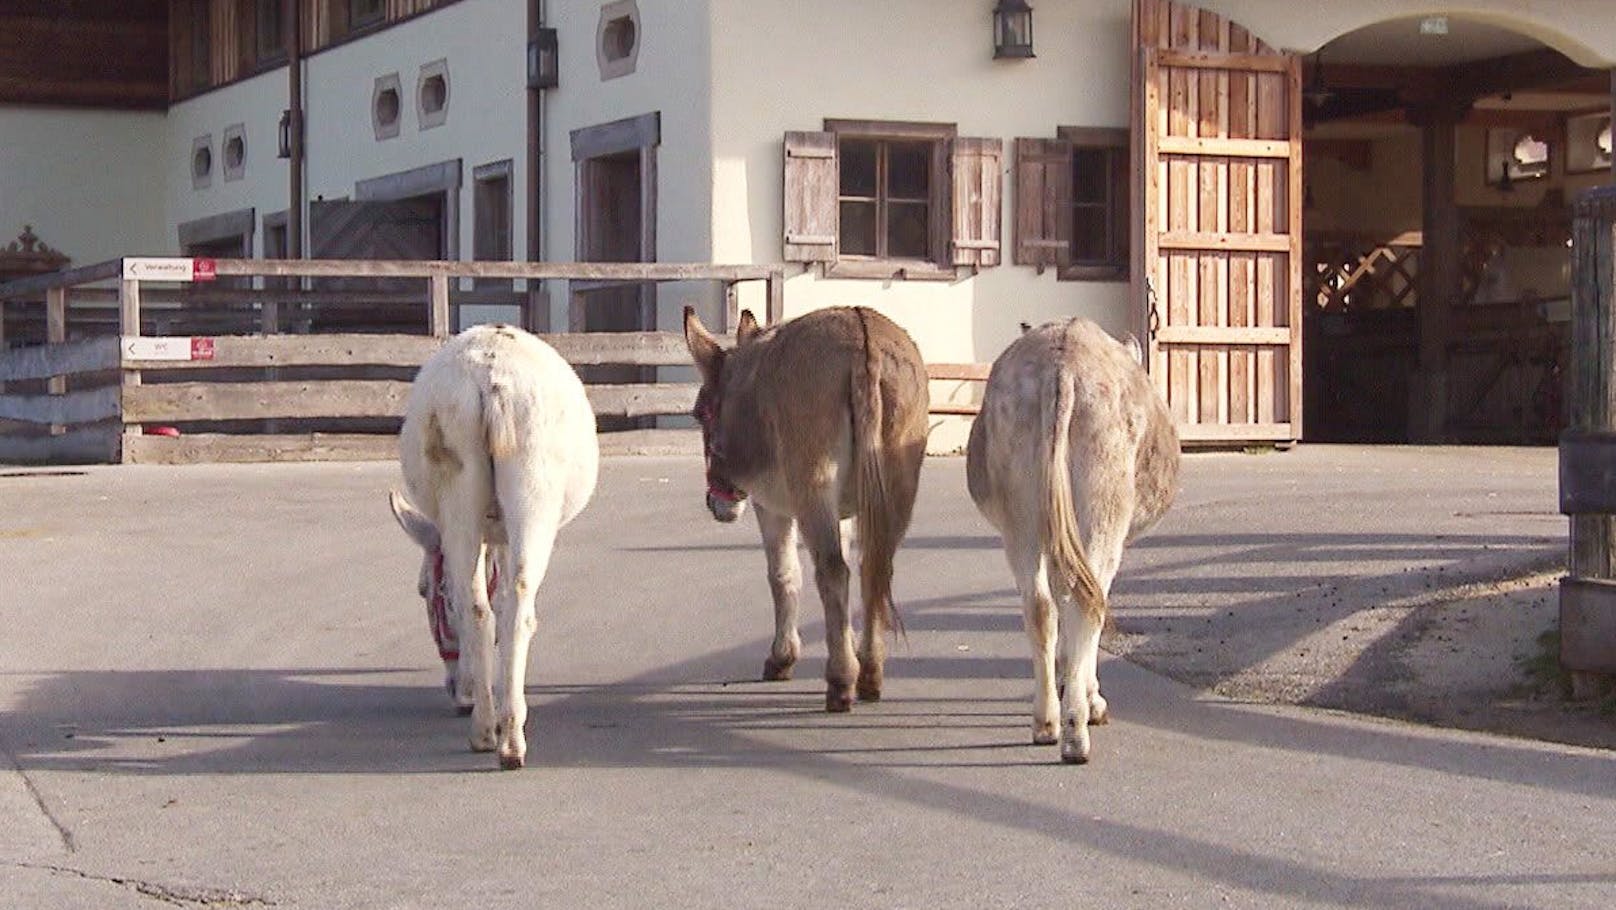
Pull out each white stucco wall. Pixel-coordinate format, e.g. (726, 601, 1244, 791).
(167, 0, 527, 264)
(712, 0, 1136, 347)
(0, 107, 167, 265)
(709, 0, 1137, 448)
(542, 0, 714, 333)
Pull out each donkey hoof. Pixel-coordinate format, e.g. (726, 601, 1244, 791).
(1060, 721, 1091, 764)
(856, 672, 883, 702)
(455, 704, 474, 717)
(1032, 721, 1058, 746)
(825, 686, 855, 713)
(762, 655, 796, 681)
(498, 751, 525, 771)
(1088, 694, 1110, 725)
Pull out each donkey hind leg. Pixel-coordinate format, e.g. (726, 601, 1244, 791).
(437, 476, 498, 753)
(1007, 532, 1059, 746)
(799, 499, 857, 712)
(756, 504, 803, 681)
(1055, 514, 1127, 764)
(492, 508, 559, 771)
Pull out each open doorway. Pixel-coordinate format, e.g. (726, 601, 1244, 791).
(1301, 16, 1609, 444)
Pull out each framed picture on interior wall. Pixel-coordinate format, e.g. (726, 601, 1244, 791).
(1565, 111, 1612, 175)
(1485, 127, 1551, 189)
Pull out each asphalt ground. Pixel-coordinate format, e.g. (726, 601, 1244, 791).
(1, 447, 1610, 909)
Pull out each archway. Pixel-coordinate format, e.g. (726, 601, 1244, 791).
(1301, 15, 1610, 443)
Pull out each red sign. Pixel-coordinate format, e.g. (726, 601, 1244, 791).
(190, 337, 216, 361)
(192, 258, 217, 282)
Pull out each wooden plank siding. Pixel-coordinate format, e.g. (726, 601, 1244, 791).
(1136, 0, 1303, 444)
(0, 2, 167, 109)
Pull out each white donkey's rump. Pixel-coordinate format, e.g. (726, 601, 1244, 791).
(389, 324, 598, 769)
(966, 318, 1179, 764)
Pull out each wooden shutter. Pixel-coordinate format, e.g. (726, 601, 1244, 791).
(951, 137, 1003, 268)
(1014, 137, 1073, 271)
(1135, 0, 1304, 444)
(783, 131, 837, 263)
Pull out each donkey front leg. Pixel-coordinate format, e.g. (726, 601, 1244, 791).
(755, 504, 802, 681)
(798, 502, 857, 712)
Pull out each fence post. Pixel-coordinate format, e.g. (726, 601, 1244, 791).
(1560, 186, 1616, 696)
(46, 287, 66, 436)
(766, 268, 784, 325)
(429, 273, 451, 338)
(119, 276, 143, 457)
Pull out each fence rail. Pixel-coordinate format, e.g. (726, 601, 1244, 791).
(0, 257, 786, 464)
(0, 256, 989, 464)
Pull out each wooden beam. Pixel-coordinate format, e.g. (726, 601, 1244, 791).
(121, 433, 401, 466)
(1157, 231, 1293, 253)
(46, 288, 66, 436)
(0, 425, 121, 465)
(0, 386, 121, 425)
(429, 273, 450, 338)
(1415, 108, 1463, 442)
(584, 383, 699, 419)
(1156, 136, 1291, 159)
(0, 337, 120, 382)
(927, 363, 991, 381)
(122, 380, 413, 423)
(0, 259, 121, 300)
(1155, 326, 1292, 345)
(121, 333, 440, 370)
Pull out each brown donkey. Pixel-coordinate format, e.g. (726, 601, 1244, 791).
(684, 305, 929, 711)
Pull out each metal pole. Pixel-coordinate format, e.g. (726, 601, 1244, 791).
(286, 0, 305, 259)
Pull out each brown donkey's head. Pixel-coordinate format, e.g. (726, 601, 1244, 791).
(684, 306, 762, 523)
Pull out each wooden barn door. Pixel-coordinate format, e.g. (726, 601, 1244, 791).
(1133, 0, 1303, 444)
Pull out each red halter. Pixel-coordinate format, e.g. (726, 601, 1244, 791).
(426, 550, 500, 663)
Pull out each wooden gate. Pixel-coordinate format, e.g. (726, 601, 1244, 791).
(1134, 0, 1303, 443)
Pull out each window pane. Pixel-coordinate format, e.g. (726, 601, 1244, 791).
(887, 142, 931, 200)
(840, 200, 877, 256)
(841, 140, 878, 198)
(1072, 206, 1108, 263)
(887, 201, 930, 259)
(1073, 149, 1108, 204)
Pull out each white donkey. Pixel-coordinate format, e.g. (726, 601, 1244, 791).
(966, 318, 1179, 764)
(389, 324, 599, 769)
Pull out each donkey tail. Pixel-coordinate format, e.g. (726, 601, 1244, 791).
(1041, 322, 1106, 626)
(851, 307, 900, 636)
(482, 381, 520, 462)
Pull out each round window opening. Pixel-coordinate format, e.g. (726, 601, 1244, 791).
(192, 146, 212, 179)
(224, 136, 245, 170)
(421, 74, 447, 114)
(376, 87, 401, 126)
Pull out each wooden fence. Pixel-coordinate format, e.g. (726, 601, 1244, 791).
(0, 257, 783, 464)
(0, 256, 989, 465)
(1559, 187, 1616, 695)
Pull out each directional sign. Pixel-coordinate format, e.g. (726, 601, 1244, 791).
(123, 336, 216, 362)
(122, 258, 197, 282)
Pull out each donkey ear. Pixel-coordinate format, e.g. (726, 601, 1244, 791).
(389, 490, 441, 552)
(683, 305, 724, 386)
(1121, 333, 1144, 365)
(736, 310, 761, 345)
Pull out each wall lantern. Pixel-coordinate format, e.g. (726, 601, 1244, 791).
(993, 0, 1034, 59)
(528, 27, 559, 89)
(277, 109, 293, 159)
